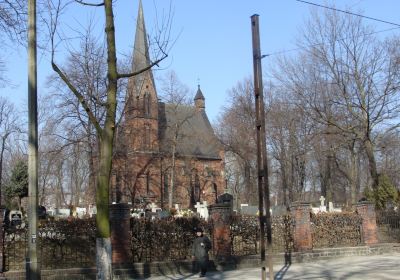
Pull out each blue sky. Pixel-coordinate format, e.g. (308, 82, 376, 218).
(1, 0, 400, 123)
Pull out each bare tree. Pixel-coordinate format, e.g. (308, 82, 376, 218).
(46, 24, 108, 207)
(46, 0, 171, 278)
(0, 0, 27, 83)
(158, 70, 194, 208)
(216, 78, 259, 205)
(0, 97, 20, 204)
(274, 8, 400, 191)
(0, 0, 26, 41)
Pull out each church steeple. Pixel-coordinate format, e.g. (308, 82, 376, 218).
(127, 0, 157, 104)
(133, 0, 151, 72)
(123, 0, 159, 153)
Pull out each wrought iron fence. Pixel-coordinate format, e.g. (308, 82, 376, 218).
(376, 210, 400, 243)
(230, 215, 259, 256)
(230, 214, 294, 256)
(5, 209, 395, 271)
(311, 212, 362, 248)
(4, 227, 27, 271)
(130, 217, 209, 262)
(4, 218, 96, 271)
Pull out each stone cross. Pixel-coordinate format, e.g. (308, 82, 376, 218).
(319, 196, 325, 207)
(194, 202, 201, 210)
(149, 202, 157, 210)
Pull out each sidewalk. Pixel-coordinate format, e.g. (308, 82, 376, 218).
(136, 253, 400, 279)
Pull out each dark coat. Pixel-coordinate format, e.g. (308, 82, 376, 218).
(192, 235, 211, 260)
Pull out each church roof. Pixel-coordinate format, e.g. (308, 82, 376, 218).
(158, 103, 222, 160)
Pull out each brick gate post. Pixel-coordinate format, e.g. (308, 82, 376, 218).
(208, 203, 233, 263)
(356, 201, 378, 245)
(290, 202, 312, 251)
(109, 203, 132, 266)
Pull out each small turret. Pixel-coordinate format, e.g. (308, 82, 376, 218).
(194, 85, 205, 111)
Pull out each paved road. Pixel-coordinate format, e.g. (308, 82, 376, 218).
(138, 253, 400, 280)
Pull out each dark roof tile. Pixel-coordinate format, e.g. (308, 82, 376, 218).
(158, 102, 222, 159)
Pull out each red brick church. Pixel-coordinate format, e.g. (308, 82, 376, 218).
(111, 1, 225, 210)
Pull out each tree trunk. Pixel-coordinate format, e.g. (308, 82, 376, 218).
(278, 134, 288, 207)
(244, 161, 255, 204)
(87, 123, 96, 206)
(96, 238, 112, 280)
(0, 136, 6, 205)
(168, 142, 176, 209)
(280, 161, 288, 207)
(95, 113, 114, 280)
(364, 138, 379, 190)
(325, 151, 333, 205)
(289, 155, 294, 202)
(349, 146, 358, 206)
(95, 0, 118, 279)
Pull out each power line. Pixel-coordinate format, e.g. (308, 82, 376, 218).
(295, 0, 400, 27)
(263, 26, 400, 57)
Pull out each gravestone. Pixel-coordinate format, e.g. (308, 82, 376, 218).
(217, 193, 233, 207)
(149, 202, 162, 213)
(194, 201, 209, 220)
(319, 196, 327, 212)
(328, 201, 334, 212)
(241, 205, 258, 216)
(272, 205, 288, 216)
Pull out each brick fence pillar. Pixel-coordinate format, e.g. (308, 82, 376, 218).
(290, 202, 312, 251)
(208, 203, 232, 262)
(356, 201, 378, 245)
(110, 203, 131, 266)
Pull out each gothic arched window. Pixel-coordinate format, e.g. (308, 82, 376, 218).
(143, 92, 151, 117)
(163, 172, 169, 201)
(144, 124, 150, 149)
(194, 174, 200, 202)
(146, 172, 150, 195)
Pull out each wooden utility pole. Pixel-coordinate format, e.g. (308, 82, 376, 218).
(27, 0, 40, 279)
(251, 14, 274, 280)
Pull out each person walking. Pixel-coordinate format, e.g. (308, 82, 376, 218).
(191, 227, 212, 278)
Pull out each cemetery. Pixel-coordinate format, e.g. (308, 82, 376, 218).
(1, 0, 400, 279)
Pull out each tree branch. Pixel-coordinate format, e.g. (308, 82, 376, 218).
(117, 54, 167, 79)
(74, 0, 104, 7)
(51, 61, 103, 136)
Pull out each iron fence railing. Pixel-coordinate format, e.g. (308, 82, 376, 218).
(130, 217, 209, 262)
(4, 219, 96, 271)
(376, 210, 400, 243)
(311, 212, 363, 248)
(3, 210, 399, 271)
(230, 214, 294, 256)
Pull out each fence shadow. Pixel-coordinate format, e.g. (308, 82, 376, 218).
(274, 251, 291, 280)
(274, 264, 291, 280)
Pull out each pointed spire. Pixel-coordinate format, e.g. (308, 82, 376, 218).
(133, 0, 151, 72)
(194, 84, 205, 101)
